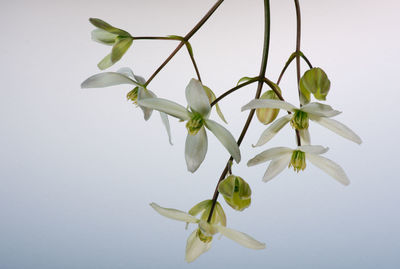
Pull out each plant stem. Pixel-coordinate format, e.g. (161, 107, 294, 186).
(207, 0, 271, 223)
(144, 0, 224, 87)
(294, 0, 302, 147)
(210, 77, 260, 107)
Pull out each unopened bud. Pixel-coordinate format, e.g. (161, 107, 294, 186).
(256, 90, 280, 125)
(218, 175, 251, 211)
(300, 67, 331, 101)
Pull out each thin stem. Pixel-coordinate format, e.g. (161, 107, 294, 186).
(207, 0, 271, 223)
(210, 77, 260, 107)
(133, 36, 180, 41)
(301, 53, 313, 69)
(294, 0, 302, 147)
(186, 46, 202, 82)
(144, 0, 224, 87)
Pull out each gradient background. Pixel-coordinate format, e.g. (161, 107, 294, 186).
(1, 0, 399, 268)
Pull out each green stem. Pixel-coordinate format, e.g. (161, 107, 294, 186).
(207, 0, 271, 223)
(144, 0, 224, 87)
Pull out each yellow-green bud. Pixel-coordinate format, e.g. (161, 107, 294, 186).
(289, 150, 306, 172)
(256, 90, 280, 125)
(127, 87, 139, 104)
(186, 113, 204, 135)
(300, 67, 331, 101)
(218, 175, 251, 211)
(290, 110, 309, 130)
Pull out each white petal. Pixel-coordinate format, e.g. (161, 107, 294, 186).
(137, 88, 155, 120)
(262, 153, 292, 182)
(253, 115, 291, 147)
(117, 67, 135, 78)
(306, 153, 350, 186)
(160, 112, 173, 145)
(301, 102, 341, 117)
(247, 147, 293, 166)
(204, 119, 241, 163)
(91, 29, 117, 45)
(185, 79, 211, 116)
(81, 72, 137, 88)
(185, 128, 208, 173)
(299, 129, 311, 145)
(298, 145, 329, 155)
(310, 116, 362, 145)
(185, 230, 212, 263)
(150, 203, 200, 223)
(217, 225, 266, 250)
(241, 99, 297, 112)
(138, 98, 191, 121)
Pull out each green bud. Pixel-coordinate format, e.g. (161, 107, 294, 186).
(186, 113, 204, 135)
(300, 67, 331, 101)
(127, 87, 139, 104)
(289, 150, 306, 172)
(218, 175, 251, 211)
(256, 90, 280, 125)
(290, 110, 309, 130)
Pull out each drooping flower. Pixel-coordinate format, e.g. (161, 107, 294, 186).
(241, 99, 362, 147)
(150, 202, 265, 263)
(138, 79, 241, 173)
(89, 18, 134, 70)
(247, 145, 350, 185)
(81, 67, 172, 144)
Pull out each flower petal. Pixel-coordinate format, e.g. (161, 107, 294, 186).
(81, 72, 137, 88)
(299, 129, 311, 145)
(241, 99, 297, 112)
(185, 127, 208, 173)
(301, 102, 341, 117)
(97, 53, 113, 70)
(253, 115, 291, 147)
(138, 98, 191, 121)
(111, 37, 133, 63)
(306, 153, 350, 185)
(159, 112, 173, 145)
(137, 88, 155, 120)
(91, 29, 117, 45)
(262, 153, 292, 182)
(150, 203, 200, 223)
(310, 116, 362, 145)
(89, 18, 131, 36)
(185, 230, 212, 263)
(217, 225, 266, 250)
(247, 147, 293, 166)
(205, 119, 241, 163)
(298, 145, 329, 155)
(185, 79, 211, 116)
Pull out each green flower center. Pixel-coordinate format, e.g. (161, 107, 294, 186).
(126, 87, 139, 104)
(290, 110, 309, 130)
(197, 229, 213, 243)
(289, 150, 306, 172)
(186, 113, 204, 135)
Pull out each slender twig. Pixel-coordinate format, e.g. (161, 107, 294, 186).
(207, 0, 271, 223)
(210, 77, 260, 107)
(294, 0, 302, 147)
(133, 36, 180, 41)
(301, 53, 313, 69)
(144, 0, 224, 87)
(185, 46, 202, 82)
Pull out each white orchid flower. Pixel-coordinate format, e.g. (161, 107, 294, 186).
(81, 67, 172, 144)
(138, 79, 241, 173)
(247, 145, 350, 185)
(241, 99, 362, 147)
(150, 202, 265, 263)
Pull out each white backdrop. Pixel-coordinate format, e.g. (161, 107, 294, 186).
(1, 0, 399, 268)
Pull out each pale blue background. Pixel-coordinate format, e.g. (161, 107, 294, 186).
(1, 0, 399, 268)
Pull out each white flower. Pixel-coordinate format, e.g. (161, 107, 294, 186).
(138, 79, 241, 173)
(247, 145, 350, 185)
(241, 99, 362, 147)
(150, 202, 265, 263)
(81, 67, 172, 144)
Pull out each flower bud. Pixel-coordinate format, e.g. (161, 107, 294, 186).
(256, 90, 280, 125)
(289, 150, 306, 172)
(218, 175, 251, 211)
(300, 67, 331, 101)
